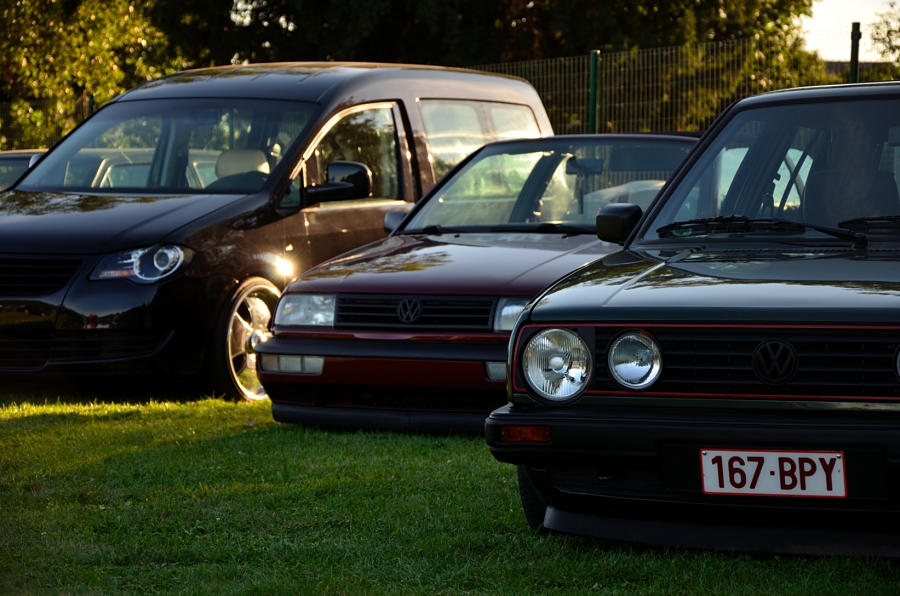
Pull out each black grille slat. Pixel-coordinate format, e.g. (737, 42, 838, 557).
(335, 295, 495, 330)
(0, 256, 82, 296)
(595, 327, 900, 398)
(0, 331, 170, 371)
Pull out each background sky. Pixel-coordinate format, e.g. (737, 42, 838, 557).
(802, 0, 892, 59)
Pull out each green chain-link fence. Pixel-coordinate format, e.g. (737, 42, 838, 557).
(475, 24, 894, 135)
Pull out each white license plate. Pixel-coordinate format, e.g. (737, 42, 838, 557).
(700, 448, 846, 498)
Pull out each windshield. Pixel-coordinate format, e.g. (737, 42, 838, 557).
(18, 98, 318, 194)
(403, 137, 694, 233)
(0, 155, 38, 190)
(646, 98, 900, 242)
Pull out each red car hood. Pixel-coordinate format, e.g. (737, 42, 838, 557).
(290, 232, 616, 296)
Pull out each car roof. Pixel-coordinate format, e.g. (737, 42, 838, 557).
(736, 80, 900, 109)
(111, 62, 538, 105)
(0, 149, 46, 156)
(476, 133, 699, 150)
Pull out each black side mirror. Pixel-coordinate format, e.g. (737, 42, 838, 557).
(305, 161, 373, 205)
(383, 211, 406, 232)
(596, 203, 642, 243)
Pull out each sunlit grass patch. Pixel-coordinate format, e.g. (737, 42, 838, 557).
(2, 392, 899, 595)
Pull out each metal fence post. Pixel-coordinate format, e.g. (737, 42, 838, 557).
(588, 50, 600, 134)
(850, 22, 861, 83)
(88, 94, 95, 116)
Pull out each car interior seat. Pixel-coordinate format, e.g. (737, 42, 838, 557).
(215, 149, 271, 179)
(802, 168, 900, 226)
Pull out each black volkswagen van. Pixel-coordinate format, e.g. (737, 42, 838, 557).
(1, 62, 552, 399)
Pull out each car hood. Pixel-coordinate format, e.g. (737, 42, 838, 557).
(0, 189, 248, 254)
(532, 246, 900, 324)
(291, 233, 615, 296)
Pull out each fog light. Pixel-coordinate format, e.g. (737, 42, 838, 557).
(280, 355, 304, 373)
(485, 361, 506, 381)
(261, 354, 277, 371)
(499, 425, 552, 443)
(303, 356, 324, 375)
(259, 354, 324, 375)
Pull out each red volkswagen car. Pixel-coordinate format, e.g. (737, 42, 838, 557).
(256, 134, 697, 432)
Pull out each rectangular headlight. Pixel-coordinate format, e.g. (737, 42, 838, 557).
(274, 294, 336, 326)
(493, 298, 530, 331)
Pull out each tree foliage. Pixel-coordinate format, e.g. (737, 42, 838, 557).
(0, 0, 824, 147)
(196, 0, 816, 66)
(873, 0, 900, 80)
(0, 0, 189, 147)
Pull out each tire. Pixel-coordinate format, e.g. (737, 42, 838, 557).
(517, 465, 549, 533)
(207, 277, 281, 401)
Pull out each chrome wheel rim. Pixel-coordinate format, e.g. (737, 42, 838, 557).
(227, 283, 280, 401)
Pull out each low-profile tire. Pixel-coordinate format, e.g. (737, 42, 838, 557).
(517, 465, 549, 533)
(207, 277, 281, 401)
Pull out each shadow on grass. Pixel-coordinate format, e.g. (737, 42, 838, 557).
(4, 398, 900, 595)
(0, 374, 222, 407)
(4, 411, 900, 595)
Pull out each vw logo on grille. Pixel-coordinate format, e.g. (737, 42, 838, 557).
(752, 339, 799, 385)
(396, 298, 422, 323)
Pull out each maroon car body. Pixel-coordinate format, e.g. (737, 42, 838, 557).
(256, 134, 697, 432)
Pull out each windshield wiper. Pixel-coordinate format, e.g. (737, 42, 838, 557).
(656, 216, 868, 247)
(839, 215, 900, 232)
(488, 222, 594, 235)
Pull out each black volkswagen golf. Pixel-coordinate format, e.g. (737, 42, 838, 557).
(486, 82, 900, 556)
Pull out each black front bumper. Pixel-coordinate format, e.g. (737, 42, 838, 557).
(486, 403, 900, 555)
(259, 335, 508, 433)
(272, 402, 488, 433)
(0, 268, 230, 377)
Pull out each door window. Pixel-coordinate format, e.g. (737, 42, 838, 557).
(312, 106, 400, 199)
(419, 102, 486, 180)
(490, 104, 540, 141)
(419, 100, 540, 180)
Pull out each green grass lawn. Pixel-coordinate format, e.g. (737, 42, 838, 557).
(1, 389, 899, 595)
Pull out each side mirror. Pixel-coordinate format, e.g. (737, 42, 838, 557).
(28, 153, 43, 168)
(305, 161, 373, 205)
(383, 211, 406, 232)
(596, 203, 642, 243)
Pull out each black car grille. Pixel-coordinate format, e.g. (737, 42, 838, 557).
(593, 326, 900, 398)
(335, 295, 495, 330)
(0, 256, 83, 296)
(0, 331, 172, 371)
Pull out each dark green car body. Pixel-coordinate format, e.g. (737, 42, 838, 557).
(486, 82, 900, 556)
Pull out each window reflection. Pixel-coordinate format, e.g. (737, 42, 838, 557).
(20, 99, 317, 194)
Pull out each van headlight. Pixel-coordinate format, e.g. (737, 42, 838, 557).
(274, 294, 336, 326)
(522, 328, 592, 402)
(91, 246, 191, 282)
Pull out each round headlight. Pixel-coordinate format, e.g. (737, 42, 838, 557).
(523, 328, 592, 402)
(607, 331, 662, 390)
(895, 346, 900, 381)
